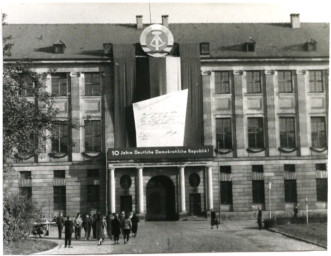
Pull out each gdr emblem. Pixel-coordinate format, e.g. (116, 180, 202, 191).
(140, 24, 174, 57)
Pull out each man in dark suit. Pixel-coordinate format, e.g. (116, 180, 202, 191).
(64, 216, 74, 248)
(56, 212, 64, 239)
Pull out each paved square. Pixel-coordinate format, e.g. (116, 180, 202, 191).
(39, 220, 324, 254)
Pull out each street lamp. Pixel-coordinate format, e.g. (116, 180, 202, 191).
(268, 181, 272, 219)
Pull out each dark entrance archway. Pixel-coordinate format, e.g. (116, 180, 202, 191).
(146, 175, 177, 221)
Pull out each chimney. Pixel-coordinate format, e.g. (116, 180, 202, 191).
(136, 15, 143, 29)
(162, 15, 169, 27)
(290, 13, 300, 28)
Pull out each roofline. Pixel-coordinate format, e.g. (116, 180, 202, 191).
(201, 57, 329, 63)
(3, 59, 112, 64)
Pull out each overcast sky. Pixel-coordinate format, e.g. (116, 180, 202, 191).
(1, 0, 330, 24)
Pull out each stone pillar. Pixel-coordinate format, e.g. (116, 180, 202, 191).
(179, 167, 187, 213)
(109, 168, 115, 213)
(137, 168, 144, 214)
(207, 166, 214, 210)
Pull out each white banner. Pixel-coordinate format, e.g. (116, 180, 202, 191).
(133, 89, 188, 147)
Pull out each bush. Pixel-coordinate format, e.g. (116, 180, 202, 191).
(263, 218, 276, 229)
(3, 192, 42, 243)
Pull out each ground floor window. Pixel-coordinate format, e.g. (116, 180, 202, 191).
(87, 185, 100, 210)
(220, 181, 233, 204)
(19, 187, 32, 200)
(316, 178, 327, 202)
(284, 180, 297, 203)
(54, 186, 66, 212)
(120, 195, 132, 213)
(252, 180, 265, 204)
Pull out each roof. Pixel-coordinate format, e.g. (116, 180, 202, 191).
(3, 23, 329, 60)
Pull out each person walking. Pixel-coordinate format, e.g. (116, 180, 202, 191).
(56, 212, 64, 239)
(74, 213, 82, 240)
(92, 214, 97, 239)
(257, 207, 262, 230)
(64, 216, 74, 248)
(131, 213, 139, 237)
(293, 204, 298, 220)
(210, 209, 218, 229)
(111, 214, 121, 244)
(106, 212, 113, 240)
(122, 213, 132, 244)
(82, 214, 92, 240)
(96, 214, 105, 245)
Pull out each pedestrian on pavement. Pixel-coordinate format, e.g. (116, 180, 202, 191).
(106, 212, 113, 240)
(74, 213, 83, 240)
(82, 214, 92, 240)
(56, 212, 64, 239)
(92, 214, 97, 239)
(96, 214, 105, 245)
(64, 216, 74, 248)
(293, 204, 298, 220)
(111, 214, 121, 244)
(123, 213, 132, 244)
(119, 211, 125, 237)
(257, 207, 262, 230)
(210, 209, 218, 229)
(131, 213, 139, 237)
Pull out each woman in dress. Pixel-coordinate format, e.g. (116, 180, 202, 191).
(96, 214, 105, 245)
(111, 214, 121, 244)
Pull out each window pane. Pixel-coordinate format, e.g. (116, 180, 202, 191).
(215, 72, 231, 94)
(52, 74, 67, 96)
(279, 117, 296, 148)
(52, 122, 68, 153)
(216, 118, 232, 149)
(252, 180, 265, 204)
(309, 71, 324, 93)
(85, 73, 100, 96)
(221, 181, 233, 204)
(285, 180, 297, 203)
(311, 117, 326, 148)
(316, 178, 327, 202)
(248, 118, 264, 148)
(247, 71, 261, 93)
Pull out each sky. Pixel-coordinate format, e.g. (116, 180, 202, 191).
(1, 0, 330, 24)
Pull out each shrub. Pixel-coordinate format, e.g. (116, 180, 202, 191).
(3, 192, 42, 243)
(263, 218, 276, 229)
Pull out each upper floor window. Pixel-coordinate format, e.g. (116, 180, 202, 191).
(279, 117, 296, 148)
(20, 171, 32, 180)
(246, 71, 261, 93)
(85, 73, 101, 96)
(85, 120, 101, 152)
(19, 73, 34, 97)
(52, 73, 68, 96)
(248, 117, 264, 148)
(311, 117, 327, 148)
(215, 71, 231, 94)
(54, 170, 65, 179)
(309, 70, 324, 93)
(278, 71, 293, 93)
(51, 122, 68, 153)
(216, 118, 232, 149)
(200, 42, 210, 55)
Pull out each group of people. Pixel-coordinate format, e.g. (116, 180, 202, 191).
(56, 211, 139, 248)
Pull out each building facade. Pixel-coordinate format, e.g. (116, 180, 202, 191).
(3, 14, 329, 220)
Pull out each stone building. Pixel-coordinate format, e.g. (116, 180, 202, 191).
(3, 14, 328, 220)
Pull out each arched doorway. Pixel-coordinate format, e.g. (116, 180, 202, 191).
(146, 175, 177, 221)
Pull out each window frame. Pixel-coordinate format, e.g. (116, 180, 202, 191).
(87, 185, 100, 209)
(53, 186, 66, 211)
(311, 117, 327, 148)
(216, 118, 232, 150)
(19, 187, 32, 200)
(309, 70, 324, 93)
(51, 73, 68, 96)
(20, 171, 32, 180)
(54, 170, 65, 179)
(284, 179, 298, 203)
(215, 71, 231, 94)
(279, 117, 296, 148)
(247, 117, 264, 148)
(278, 71, 293, 93)
(84, 120, 102, 152)
(85, 73, 101, 96)
(51, 122, 69, 153)
(246, 71, 262, 93)
(252, 180, 265, 204)
(316, 178, 327, 202)
(220, 181, 233, 205)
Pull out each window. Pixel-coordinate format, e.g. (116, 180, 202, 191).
(279, 117, 296, 148)
(248, 118, 264, 148)
(120, 195, 133, 213)
(278, 71, 293, 93)
(51, 73, 67, 96)
(54, 186, 66, 211)
(200, 43, 210, 55)
(215, 72, 231, 94)
(316, 164, 327, 171)
(87, 185, 100, 209)
(284, 164, 295, 172)
(221, 181, 233, 204)
(252, 165, 263, 173)
(246, 71, 261, 93)
(316, 178, 327, 202)
(220, 166, 231, 174)
(19, 187, 32, 200)
(252, 180, 265, 204)
(19, 73, 34, 96)
(244, 42, 256, 52)
(85, 73, 101, 96)
(54, 170, 65, 178)
(311, 117, 327, 148)
(52, 122, 68, 153)
(285, 180, 297, 203)
(87, 169, 99, 178)
(309, 71, 324, 92)
(84, 120, 101, 152)
(20, 171, 32, 180)
(216, 118, 232, 149)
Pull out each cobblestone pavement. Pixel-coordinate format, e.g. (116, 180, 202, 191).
(38, 220, 324, 254)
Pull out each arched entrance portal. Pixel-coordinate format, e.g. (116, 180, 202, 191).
(146, 175, 177, 221)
